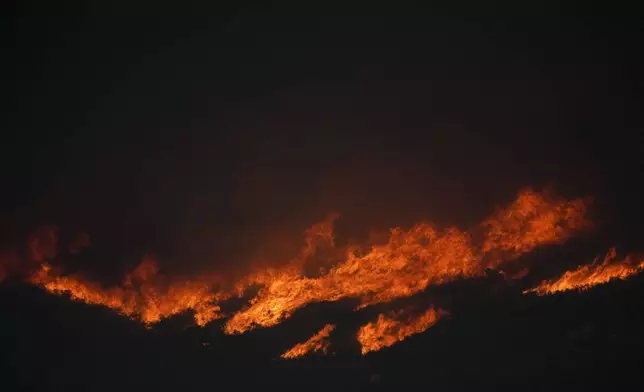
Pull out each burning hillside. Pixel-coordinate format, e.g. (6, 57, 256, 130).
(3, 188, 643, 357)
(281, 324, 336, 359)
(29, 258, 227, 326)
(357, 307, 446, 354)
(223, 188, 590, 336)
(524, 248, 644, 295)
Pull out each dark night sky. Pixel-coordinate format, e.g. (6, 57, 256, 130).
(3, 6, 643, 278)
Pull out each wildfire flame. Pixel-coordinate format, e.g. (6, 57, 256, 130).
(281, 324, 336, 359)
(224, 188, 590, 334)
(12, 188, 597, 354)
(524, 248, 644, 295)
(481, 189, 589, 261)
(357, 307, 445, 355)
(29, 257, 227, 326)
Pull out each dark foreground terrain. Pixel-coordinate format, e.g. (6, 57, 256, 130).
(2, 268, 642, 392)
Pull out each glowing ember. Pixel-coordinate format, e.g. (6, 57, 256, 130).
(524, 248, 644, 295)
(29, 257, 227, 326)
(357, 307, 445, 354)
(281, 324, 336, 359)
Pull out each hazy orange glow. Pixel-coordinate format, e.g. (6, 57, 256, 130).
(281, 324, 336, 359)
(524, 248, 644, 295)
(28, 226, 58, 262)
(29, 257, 227, 326)
(357, 307, 444, 354)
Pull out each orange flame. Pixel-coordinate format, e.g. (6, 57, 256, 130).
(21, 188, 590, 340)
(224, 188, 589, 334)
(281, 324, 336, 359)
(357, 307, 445, 354)
(524, 248, 644, 295)
(224, 226, 476, 334)
(481, 189, 590, 263)
(29, 257, 227, 326)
